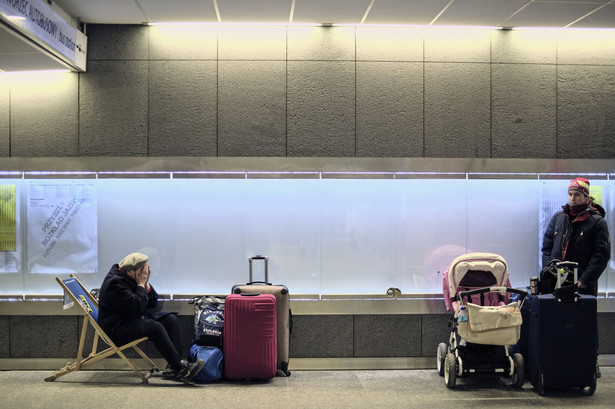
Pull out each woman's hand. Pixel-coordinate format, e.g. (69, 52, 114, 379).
(135, 264, 150, 287)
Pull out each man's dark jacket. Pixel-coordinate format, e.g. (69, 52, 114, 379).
(541, 202, 610, 295)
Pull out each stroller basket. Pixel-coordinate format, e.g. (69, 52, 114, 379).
(457, 287, 526, 346)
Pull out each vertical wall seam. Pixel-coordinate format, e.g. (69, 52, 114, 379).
(216, 25, 220, 157)
(419, 314, 423, 356)
(422, 29, 426, 157)
(555, 36, 559, 159)
(352, 315, 355, 357)
(354, 26, 358, 157)
(489, 32, 493, 158)
(76, 72, 80, 155)
(146, 26, 150, 157)
(286, 25, 289, 157)
(8, 85, 11, 157)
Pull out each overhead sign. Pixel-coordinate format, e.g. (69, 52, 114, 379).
(0, 0, 87, 71)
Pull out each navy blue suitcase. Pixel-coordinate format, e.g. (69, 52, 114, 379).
(509, 293, 531, 362)
(528, 293, 597, 395)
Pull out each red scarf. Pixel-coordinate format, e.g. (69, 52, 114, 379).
(568, 200, 589, 217)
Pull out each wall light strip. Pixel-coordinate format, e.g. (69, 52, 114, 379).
(0, 171, 22, 177)
(97, 171, 171, 175)
(512, 26, 615, 32)
(395, 171, 466, 176)
(173, 171, 246, 175)
(24, 171, 96, 176)
(246, 171, 321, 175)
(147, 22, 615, 31)
(0, 69, 71, 76)
(148, 21, 322, 27)
(332, 23, 500, 30)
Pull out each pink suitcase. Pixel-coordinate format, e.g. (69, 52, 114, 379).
(223, 293, 277, 380)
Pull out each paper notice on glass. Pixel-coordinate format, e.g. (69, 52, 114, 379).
(591, 185, 603, 207)
(27, 181, 98, 274)
(0, 185, 17, 251)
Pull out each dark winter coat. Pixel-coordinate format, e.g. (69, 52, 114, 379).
(97, 264, 168, 340)
(541, 202, 610, 295)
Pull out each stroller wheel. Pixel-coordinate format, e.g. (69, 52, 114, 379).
(444, 353, 457, 389)
(511, 353, 525, 388)
(437, 343, 447, 376)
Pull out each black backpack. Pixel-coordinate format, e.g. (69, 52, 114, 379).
(190, 295, 225, 347)
(539, 260, 579, 303)
(539, 259, 575, 294)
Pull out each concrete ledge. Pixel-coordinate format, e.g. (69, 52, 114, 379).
(3, 296, 615, 315)
(2, 356, 614, 371)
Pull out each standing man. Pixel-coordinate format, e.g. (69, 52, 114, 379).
(97, 252, 204, 384)
(541, 177, 610, 377)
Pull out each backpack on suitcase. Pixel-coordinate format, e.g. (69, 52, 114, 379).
(232, 255, 292, 376)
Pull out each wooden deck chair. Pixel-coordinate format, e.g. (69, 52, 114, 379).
(45, 274, 159, 383)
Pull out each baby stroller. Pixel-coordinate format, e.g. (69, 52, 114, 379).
(437, 252, 528, 389)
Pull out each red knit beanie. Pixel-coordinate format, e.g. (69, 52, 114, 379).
(568, 177, 590, 196)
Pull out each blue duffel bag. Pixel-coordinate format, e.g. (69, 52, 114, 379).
(189, 344, 224, 382)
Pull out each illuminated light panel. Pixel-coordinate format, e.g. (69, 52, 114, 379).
(0, 171, 22, 177)
(149, 22, 322, 27)
(97, 171, 171, 175)
(334, 23, 500, 30)
(468, 172, 537, 176)
(0, 70, 73, 87)
(395, 172, 466, 176)
(0, 69, 71, 76)
(173, 171, 246, 175)
(513, 26, 615, 32)
(246, 171, 321, 176)
(148, 22, 615, 32)
(25, 171, 96, 176)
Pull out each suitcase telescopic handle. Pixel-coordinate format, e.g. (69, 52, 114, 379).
(249, 255, 269, 284)
(555, 261, 578, 288)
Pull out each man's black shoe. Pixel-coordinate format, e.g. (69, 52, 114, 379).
(177, 359, 204, 384)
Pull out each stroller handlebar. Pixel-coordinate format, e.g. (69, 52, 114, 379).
(459, 286, 528, 300)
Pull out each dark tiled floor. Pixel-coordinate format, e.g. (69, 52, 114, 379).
(1, 368, 613, 409)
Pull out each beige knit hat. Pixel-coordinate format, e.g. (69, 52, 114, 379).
(119, 252, 148, 271)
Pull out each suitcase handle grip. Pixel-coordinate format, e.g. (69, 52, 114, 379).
(555, 261, 578, 289)
(249, 255, 269, 283)
(250, 255, 267, 260)
(247, 280, 270, 285)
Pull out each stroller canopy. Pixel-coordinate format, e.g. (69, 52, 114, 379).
(443, 252, 510, 311)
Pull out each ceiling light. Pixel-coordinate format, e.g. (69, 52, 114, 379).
(512, 26, 615, 31)
(149, 22, 322, 27)
(333, 23, 499, 30)
(0, 69, 71, 76)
